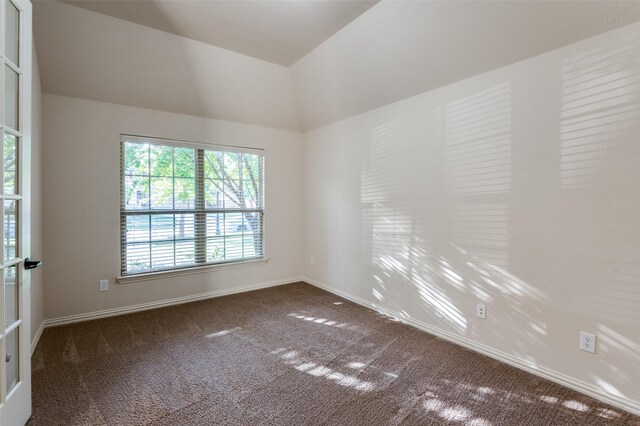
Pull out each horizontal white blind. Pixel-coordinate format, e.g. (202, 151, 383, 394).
(120, 136, 264, 275)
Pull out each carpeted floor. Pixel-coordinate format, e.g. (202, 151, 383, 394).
(30, 282, 638, 425)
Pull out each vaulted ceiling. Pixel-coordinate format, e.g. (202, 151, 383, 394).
(61, 0, 379, 66)
(34, 1, 640, 131)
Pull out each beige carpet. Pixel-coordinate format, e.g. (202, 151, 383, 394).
(30, 282, 638, 425)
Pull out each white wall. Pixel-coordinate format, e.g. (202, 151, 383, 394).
(30, 44, 43, 343)
(34, 1, 300, 131)
(304, 22, 640, 406)
(42, 94, 305, 319)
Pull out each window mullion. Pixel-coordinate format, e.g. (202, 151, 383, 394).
(240, 154, 244, 258)
(195, 149, 206, 264)
(148, 144, 152, 268)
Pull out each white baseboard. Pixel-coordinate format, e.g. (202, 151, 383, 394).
(31, 321, 45, 356)
(302, 276, 640, 416)
(41, 276, 304, 329)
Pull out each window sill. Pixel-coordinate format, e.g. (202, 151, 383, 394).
(116, 257, 269, 284)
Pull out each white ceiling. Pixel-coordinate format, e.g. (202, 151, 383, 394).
(34, 1, 302, 131)
(61, 0, 379, 66)
(34, 0, 640, 131)
(291, 0, 640, 129)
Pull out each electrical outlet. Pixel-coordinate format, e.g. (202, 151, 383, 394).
(580, 331, 596, 354)
(476, 304, 486, 319)
(309, 257, 315, 266)
(99, 279, 109, 292)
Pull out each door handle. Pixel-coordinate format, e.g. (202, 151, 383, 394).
(24, 258, 42, 270)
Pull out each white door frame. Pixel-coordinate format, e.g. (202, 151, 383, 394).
(0, 0, 33, 424)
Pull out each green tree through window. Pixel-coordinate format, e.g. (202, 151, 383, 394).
(121, 137, 264, 275)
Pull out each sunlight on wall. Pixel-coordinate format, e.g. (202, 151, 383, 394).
(354, 79, 561, 350)
(451, 203, 509, 268)
(360, 112, 470, 331)
(360, 117, 414, 270)
(574, 230, 640, 326)
(357, 83, 521, 332)
(560, 32, 640, 327)
(561, 32, 640, 188)
(445, 82, 511, 196)
(592, 324, 640, 400)
(446, 82, 511, 270)
(597, 324, 640, 354)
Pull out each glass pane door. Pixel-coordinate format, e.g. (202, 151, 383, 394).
(0, 1, 31, 423)
(1, 0, 24, 398)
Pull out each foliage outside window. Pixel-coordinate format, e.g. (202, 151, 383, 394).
(120, 136, 264, 275)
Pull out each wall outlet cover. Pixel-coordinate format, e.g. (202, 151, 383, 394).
(476, 304, 486, 319)
(579, 331, 596, 354)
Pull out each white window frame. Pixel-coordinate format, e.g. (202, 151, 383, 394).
(118, 135, 266, 282)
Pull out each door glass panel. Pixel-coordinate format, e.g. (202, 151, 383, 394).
(4, 133, 17, 194)
(4, 66, 19, 130)
(5, 329, 19, 394)
(4, 266, 17, 328)
(1, 0, 24, 413)
(5, 1, 20, 66)
(4, 200, 17, 261)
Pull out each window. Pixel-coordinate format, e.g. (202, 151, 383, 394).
(120, 136, 264, 276)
